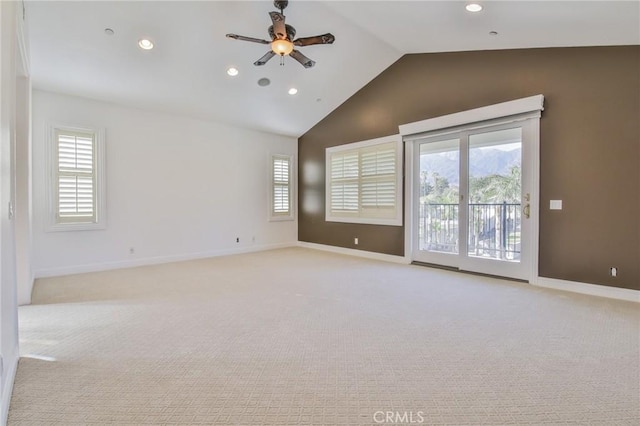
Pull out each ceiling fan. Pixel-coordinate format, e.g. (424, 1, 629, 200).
(226, 0, 335, 69)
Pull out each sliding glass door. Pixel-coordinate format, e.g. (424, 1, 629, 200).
(416, 137, 461, 268)
(412, 120, 535, 281)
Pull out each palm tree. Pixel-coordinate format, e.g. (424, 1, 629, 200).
(469, 165, 521, 203)
(490, 165, 521, 203)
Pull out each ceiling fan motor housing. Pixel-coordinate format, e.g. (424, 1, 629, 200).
(269, 24, 296, 41)
(274, 0, 289, 11)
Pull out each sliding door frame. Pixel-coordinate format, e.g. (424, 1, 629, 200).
(401, 96, 543, 283)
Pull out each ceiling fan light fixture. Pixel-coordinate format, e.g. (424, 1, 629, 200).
(271, 39, 294, 56)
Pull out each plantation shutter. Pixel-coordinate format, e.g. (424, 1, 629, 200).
(55, 129, 96, 224)
(329, 150, 359, 214)
(326, 137, 402, 225)
(361, 143, 397, 212)
(327, 140, 399, 221)
(272, 155, 291, 215)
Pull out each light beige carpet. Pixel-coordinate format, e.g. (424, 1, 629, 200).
(8, 248, 640, 425)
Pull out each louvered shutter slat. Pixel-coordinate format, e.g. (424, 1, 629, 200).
(331, 182, 358, 211)
(273, 185, 289, 213)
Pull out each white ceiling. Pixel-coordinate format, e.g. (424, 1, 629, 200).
(26, 1, 640, 138)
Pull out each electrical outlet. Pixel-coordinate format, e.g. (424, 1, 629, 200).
(610, 267, 617, 277)
(129, 247, 135, 255)
(236, 237, 240, 243)
(354, 237, 359, 245)
(252, 236, 256, 243)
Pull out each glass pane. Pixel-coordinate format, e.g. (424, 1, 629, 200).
(418, 139, 460, 254)
(468, 128, 522, 262)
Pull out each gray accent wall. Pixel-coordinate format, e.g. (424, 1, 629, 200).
(298, 46, 640, 291)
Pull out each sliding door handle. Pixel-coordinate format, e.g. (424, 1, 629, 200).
(523, 203, 530, 219)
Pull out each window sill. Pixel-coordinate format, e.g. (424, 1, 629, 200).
(46, 222, 106, 232)
(269, 215, 295, 222)
(326, 216, 402, 226)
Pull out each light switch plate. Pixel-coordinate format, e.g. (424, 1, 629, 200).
(550, 200, 563, 210)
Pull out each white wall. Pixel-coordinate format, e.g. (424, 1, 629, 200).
(1, 1, 25, 423)
(15, 74, 32, 306)
(32, 90, 298, 277)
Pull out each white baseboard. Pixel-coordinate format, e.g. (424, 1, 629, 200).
(33, 242, 297, 279)
(1, 351, 19, 426)
(298, 241, 411, 264)
(32, 242, 637, 303)
(298, 243, 638, 302)
(534, 277, 639, 303)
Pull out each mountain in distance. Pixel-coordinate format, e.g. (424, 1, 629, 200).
(420, 147, 521, 185)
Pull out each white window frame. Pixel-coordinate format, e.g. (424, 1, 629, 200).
(45, 123, 106, 232)
(269, 153, 294, 221)
(325, 135, 402, 226)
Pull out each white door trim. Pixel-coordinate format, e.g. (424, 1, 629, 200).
(401, 96, 544, 283)
(404, 140, 414, 261)
(399, 95, 544, 136)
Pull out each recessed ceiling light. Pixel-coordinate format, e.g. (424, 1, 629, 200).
(227, 67, 239, 77)
(288, 88, 298, 95)
(489, 31, 498, 36)
(138, 39, 154, 50)
(466, 3, 483, 12)
(104, 28, 114, 36)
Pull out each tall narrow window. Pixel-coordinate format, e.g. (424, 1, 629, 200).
(326, 135, 402, 226)
(48, 125, 106, 231)
(56, 129, 95, 223)
(270, 154, 294, 220)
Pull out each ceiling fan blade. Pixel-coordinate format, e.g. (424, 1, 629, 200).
(269, 11, 287, 40)
(293, 33, 335, 47)
(226, 34, 270, 45)
(254, 51, 276, 66)
(289, 49, 316, 68)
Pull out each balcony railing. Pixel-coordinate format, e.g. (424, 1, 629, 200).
(419, 202, 522, 261)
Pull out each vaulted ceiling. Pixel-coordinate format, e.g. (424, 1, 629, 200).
(27, 1, 640, 137)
